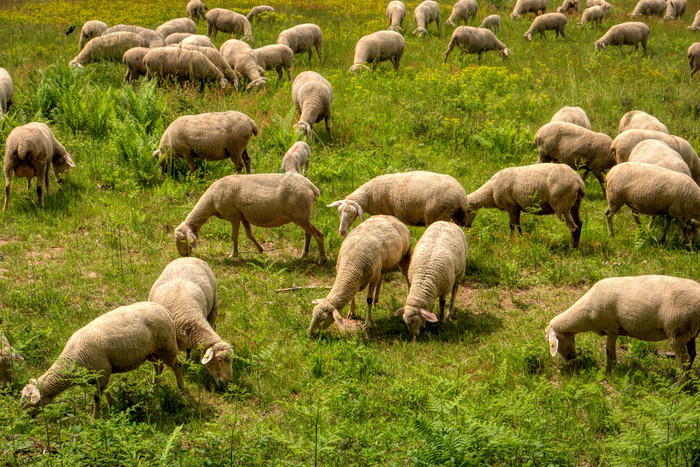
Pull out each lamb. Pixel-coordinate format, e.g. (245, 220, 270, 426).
(618, 110, 669, 134)
(205, 8, 253, 41)
(524, 12, 567, 41)
(510, 0, 547, 20)
(546, 275, 700, 384)
(550, 106, 592, 130)
(174, 173, 327, 263)
(276, 24, 323, 61)
(479, 14, 501, 34)
(220, 39, 268, 90)
(0, 331, 23, 387)
(69, 31, 144, 68)
(534, 121, 614, 189)
(689, 42, 700, 79)
(628, 140, 691, 177)
(629, 0, 666, 16)
(386, 0, 407, 32)
(292, 71, 334, 140)
(578, 5, 605, 25)
(143, 47, 228, 90)
(247, 5, 275, 20)
(4, 122, 75, 210)
(348, 30, 405, 73)
(443, 26, 511, 62)
(413, 0, 441, 36)
(688, 10, 700, 30)
(395, 221, 467, 339)
(175, 43, 240, 89)
(281, 141, 311, 174)
(557, 0, 579, 14)
(0, 68, 12, 118)
(446, 0, 479, 26)
(187, 0, 208, 22)
(156, 18, 197, 39)
(586, 0, 613, 9)
(78, 20, 108, 50)
(123, 47, 151, 82)
(103, 25, 165, 48)
(327, 171, 469, 236)
(253, 44, 294, 80)
(664, 0, 687, 19)
(154, 111, 257, 173)
(148, 258, 233, 386)
(308, 215, 411, 335)
(181, 34, 216, 48)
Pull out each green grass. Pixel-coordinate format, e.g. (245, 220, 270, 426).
(1, 0, 700, 464)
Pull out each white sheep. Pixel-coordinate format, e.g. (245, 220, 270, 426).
(578, 5, 605, 26)
(4, 122, 75, 210)
(281, 141, 311, 174)
(247, 5, 275, 20)
(253, 44, 294, 80)
(413, 0, 441, 36)
(546, 275, 700, 384)
(308, 215, 411, 335)
(395, 221, 467, 339)
(550, 106, 592, 130)
(181, 34, 216, 48)
(276, 24, 323, 61)
(511, 0, 547, 20)
(175, 173, 327, 263)
(165, 32, 194, 45)
(629, 140, 691, 177)
(444, 26, 510, 62)
(557, 0, 579, 14)
(123, 46, 151, 82)
(478, 14, 501, 34)
(664, 0, 687, 19)
(446, 0, 479, 26)
(0, 67, 12, 118)
(328, 171, 469, 236)
(689, 42, 700, 79)
(348, 30, 406, 73)
(69, 31, 144, 68)
(143, 47, 228, 90)
(174, 43, 240, 90)
(524, 12, 567, 41)
(78, 20, 108, 50)
(187, 0, 208, 22)
(595, 22, 649, 54)
(220, 39, 268, 90)
(629, 0, 666, 16)
(618, 110, 669, 134)
(20, 302, 185, 417)
(292, 71, 334, 141)
(103, 24, 165, 48)
(386, 0, 407, 32)
(0, 331, 23, 387)
(586, 0, 613, 9)
(156, 17, 197, 39)
(205, 8, 253, 41)
(688, 10, 700, 30)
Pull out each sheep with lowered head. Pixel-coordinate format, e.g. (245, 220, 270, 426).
(20, 302, 185, 417)
(181, 34, 216, 48)
(103, 24, 164, 48)
(277, 23, 324, 60)
(586, 0, 613, 9)
(308, 215, 411, 335)
(550, 106, 592, 130)
(546, 275, 700, 384)
(444, 26, 510, 62)
(123, 47, 151, 82)
(479, 14, 501, 34)
(688, 10, 700, 30)
(446, 0, 479, 26)
(156, 17, 197, 39)
(143, 47, 229, 90)
(292, 71, 334, 141)
(386, 1, 407, 32)
(413, 0, 441, 36)
(69, 31, 144, 68)
(511, 0, 547, 19)
(253, 44, 294, 80)
(173, 43, 240, 90)
(0, 67, 12, 118)
(221, 39, 268, 90)
(247, 5, 275, 20)
(629, 140, 691, 177)
(578, 5, 605, 27)
(175, 173, 327, 262)
(165, 32, 194, 45)
(524, 12, 568, 40)
(689, 42, 700, 79)
(557, 0, 579, 14)
(281, 141, 311, 174)
(187, 0, 207, 22)
(349, 30, 405, 73)
(664, 0, 687, 19)
(78, 20, 108, 50)
(595, 22, 649, 53)
(0, 331, 23, 387)
(629, 0, 666, 16)
(205, 8, 253, 41)
(618, 110, 669, 134)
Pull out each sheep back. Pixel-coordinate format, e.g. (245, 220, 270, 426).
(524, 13, 568, 40)
(276, 23, 323, 59)
(247, 5, 275, 20)
(550, 106, 592, 129)
(446, 0, 479, 26)
(69, 32, 144, 67)
(143, 47, 228, 89)
(157, 17, 197, 39)
(595, 21, 649, 52)
(629, 0, 666, 16)
(444, 26, 510, 61)
(628, 140, 691, 177)
(618, 110, 669, 134)
(386, 0, 407, 31)
(478, 14, 501, 34)
(578, 6, 605, 26)
(205, 8, 253, 40)
(413, 0, 441, 36)
(349, 30, 406, 72)
(511, 0, 548, 19)
(180, 34, 216, 48)
(104, 25, 164, 48)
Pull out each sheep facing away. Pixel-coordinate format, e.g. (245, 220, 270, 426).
(446, 0, 479, 26)
(413, 0, 441, 36)
(349, 30, 405, 73)
(386, 0, 407, 32)
(444, 26, 510, 62)
(187, 0, 208, 22)
(253, 44, 294, 80)
(578, 5, 605, 27)
(524, 13, 568, 41)
(69, 31, 144, 68)
(464, 163, 585, 247)
(629, 0, 666, 17)
(205, 8, 253, 41)
(143, 47, 229, 90)
(550, 106, 592, 130)
(618, 110, 669, 134)
(546, 275, 700, 384)
(308, 215, 411, 335)
(664, 0, 687, 19)
(156, 18, 197, 39)
(175, 173, 327, 263)
(277, 24, 323, 60)
(689, 42, 700, 79)
(78, 20, 108, 50)
(247, 5, 275, 20)
(220, 39, 268, 90)
(181, 34, 216, 48)
(0, 67, 13, 117)
(123, 47, 151, 82)
(595, 21, 649, 54)
(511, 0, 547, 20)
(479, 15, 501, 34)
(689, 10, 700, 30)
(586, 0, 613, 9)
(281, 141, 311, 174)
(0, 331, 23, 387)
(292, 71, 334, 141)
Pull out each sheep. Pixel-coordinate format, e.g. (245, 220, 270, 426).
(123, 47, 151, 82)
(175, 43, 240, 90)
(174, 173, 327, 263)
(595, 22, 649, 53)
(386, 0, 407, 32)
(618, 110, 669, 134)
(550, 106, 592, 130)
(664, 0, 687, 19)
(586, 0, 613, 9)
(0, 331, 23, 387)
(327, 171, 469, 236)
(220, 39, 268, 90)
(446, 0, 479, 26)
(187, 0, 208, 22)
(524, 12, 568, 41)
(395, 221, 467, 339)
(629, 0, 666, 17)
(143, 47, 228, 90)
(629, 140, 691, 177)
(148, 258, 233, 386)
(413, 0, 441, 36)
(546, 275, 700, 384)
(281, 141, 311, 174)
(689, 42, 700, 79)
(605, 162, 700, 244)
(535, 121, 614, 189)
(247, 5, 275, 20)
(154, 111, 257, 174)
(479, 14, 501, 34)
(205, 8, 253, 41)
(4, 122, 75, 210)
(308, 215, 411, 335)
(578, 5, 605, 25)
(69, 31, 144, 68)
(557, 0, 579, 14)
(688, 10, 700, 30)
(253, 44, 294, 80)
(103, 25, 165, 48)
(0, 67, 12, 118)
(276, 24, 323, 61)
(156, 18, 197, 39)
(20, 302, 185, 417)
(348, 30, 405, 73)
(443, 26, 511, 62)
(165, 32, 194, 45)
(292, 71, 334, 141)
(510, 0, 547, 20)
(78, 20, 108, 50)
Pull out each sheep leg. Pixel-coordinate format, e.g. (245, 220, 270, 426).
(605, 334, 618, 374)
(242, 149, 251, 174)
(296, 219, 326, 263)
(631, 211, 642, 227)
(241, 220, 264, 254)
(659, 217, 672, 244)
(3, 170, 11, 211)
(230, 221, 241, 257)
(325, 117, 333, 142)
(508, 208, 523, 235)
(688, 338, 696, 367)
(605, 206, 618, 236)
(315, 43, 322, 59)
(593, 170, 606, 191)
(347, 296, 356, 319)
(563, 211, 581, 248)
(448, 280, 459, 320)
(302, 231, 311, 257)
(365, 280, 381, 328)
(307, 48, 313, 61)
(438, 296, 446, 321)
(670, 337, 693, 386)
(35, 164, 47, 208)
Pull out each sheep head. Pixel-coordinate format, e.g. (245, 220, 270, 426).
(388, 25, 404, 32)
(327, 200, 364, 236)
(308, 299, 336, 336)
(412, 26, 427, 36)
(175, 223, 198, 256)
(348, 63, 370, 74)
(501, 47, 511, 59)
(683, 220, 700, 245)
(594, 39, 606, 51)
(20, 379, 42, 414)
(201, 341, 234, 387)
(218, 77, 228, 90)
(295, 121, 313, 139)
(545, 326, 577, 360)
(524, 32, 533, 41)
(246, 77, 267, 91)
(51, 152, 75, 177)
(395, 306, 437, 339)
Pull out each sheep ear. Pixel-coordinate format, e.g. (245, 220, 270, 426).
(546, 328, 559, 357)
(63, 154, 75, 167)
(394, 307, 404, 317)
(327, 200, 344, 208)
(201, 347, 214, 364)
(419, 309, 438, 323)
(356, 204, 364, 222)
(332, 309, 344, 326)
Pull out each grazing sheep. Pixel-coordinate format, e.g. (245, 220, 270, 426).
(550, 106, 592, 130)
(689, 10, 700, 30)
(444, 26, 510, 62)
(446, 0, 479, 26)
(535, 121, 614, 189)
(247, 5, 275, 20)
(689, 42, 700, 79)
(187, 0, 208, 22)
(69, 31, 144, 68)
(78, 20, 108, 50)
(175, 173, 327, 262)
(618, 110, 669, 134)
(578, 5, 605, 26)
(511, 0, 547, 19)
(557, 0, 579, 14)
(181, 34, 216, 48)
(20, 302, 185, 417)
(524, 12, 568, 40)
(0, 68, 12, 118)
(546, 275, 700, 384)
(479, 14, 501, 34)
(349, 30, 405, 73)
(308, 215, 411, 335)
(154, 111, 257, 174)
(328, 171, 469, 236)
(276, 24, 323, 60)
(148, 258, 233, 387)
(104, 25, 164, 48)
(386, 0, 407, 32)
(413, 0, 441, 36)
(205, 8, 253, 41)
(143, 47, 228, 90)
(629, 140, 691, 177)
(292, 71, 334, 141)
(664, 0, 687, 19)
(595, 22, 649, 54)
(156, 18, 197, 39)
(165, 32, 194, 45)
(281, 141, 311, 174)
(395, 221, 467, 339)
(0, 331, 23, 387)
(123, 47, 151, 82)
(253, 44, 294, 80)
(629, 0, 666, 16)
(175, 43, 240, 90)
(220, 39, 268, 90)
(4, 122, 75, 210)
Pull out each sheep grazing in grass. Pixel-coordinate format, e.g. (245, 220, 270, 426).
(123, 47, 151, 82)
(0, 68, 12, 118)
(292, 71, 334, 141)
(247, 5, 275, 20)
(174, 43, 240, 90)
(444, 26, 510, 62)
(629, 140, 691, 178)
(413, 0, 441, 36)
(175, 173, 327, 263)
(550, 106, 592, 130)
(277, 24, 323, 61)
(165, 32, 193, 45)
(557, 0, 579, 14)
(629, 0, 666, 17)
(69, 31, 144, 68)
(386, 0, 407, 32)
(205, 8, 253, 41)
(0, 331, 23, 387)
(479, 14, 501, 34)
(20, 302, 185, 417)
(156, 18, 197, 39)
(181, 34, 216, 49)
(578, 5, 605, 27)
(689, 42, 700, 79)
(688, 10, 700, 30)
(546, 275, 700, 384)
(4, 122, 75, 210)
(308, 215, 411, 335)
(143, 47, 228, 90)
(511, 0, 547, 20)
(104, 25, 164, 48)
(524, 13, 568, 41)
(618, 110, 669, 134)
(281, 141, 311, 174)
(349, 30, 405, 73)
(253, 44, 294, 80)
(446, 0, 479, 26)
(586, 0, 613, 9)
(221, 39, 268, 90)
(664, 0, 687, 19)
(328, 171, 469, 236)
(78, 20, 108, 50)
(595, 22, 649, 54)
(187, 0, 208, 22)
(395, 221, 467, 339)
(465, 163, 585, 247)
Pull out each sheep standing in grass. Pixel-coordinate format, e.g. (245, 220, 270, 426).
(104, 25, 164, 47)
(175, 43, 240, 90)
(78, 20, 108, 50)
(413, 0, 441, 36)
(0, 331, 23, 387)
(165, 32, 193, 45)
(557, 0, 579, 14)
(69, 31, 144, 68)
(20, 302, 185, 417)
(4, 122, 75, 210)
(143, 47, 228, 90)
(181, 34, 216, 48)
(689, 10, 700, 30)
(386, 1, 407, 32)
(479, 14, 501, 34)
(281, 141, 311, 174)
(277, 24, 323, 60)
(547, 275, 700, 384)
(292, 71, 333, 141)
(175, 174, 327, 263)
(205, 8, 253, 41)
(156, 18, 197, 39)
(187, 0, 208, 22)
(253, 44, 294, 80)
(595, 22, 649, 54)
(328, 171, 469, 236)
(444, 26, 510, 62)
(629, 0, 666, 16)
(524, 12, 567, 40)
(247, 5, 275, 20)
(578, 5, 605, 26)
(308, 215, 411, 335)
(664, 0, 687, 19)
(629, 140, 691, 177)
(221, 39, 268, 90)
(689, 42, 700, 79)
(349, 31, 405, 73)
(618, 110, 669, 134)
(446, 0, 479, 26)
(0, 68, 12, 118)
(550, 106, 592, 130)
(395, 221, 467, 339)
(511, 0, 547, 20)
(123, 47, 151, 82)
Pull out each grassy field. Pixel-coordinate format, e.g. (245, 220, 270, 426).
(1, 0, 700, 464)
